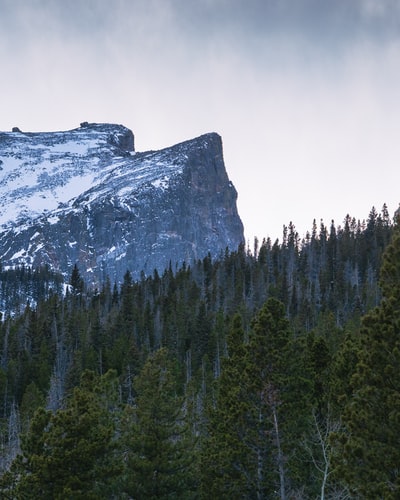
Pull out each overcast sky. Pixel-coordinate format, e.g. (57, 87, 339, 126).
(1, 0, 399, 243)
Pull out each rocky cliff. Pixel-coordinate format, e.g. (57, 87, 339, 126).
(0, 123, 244, 283)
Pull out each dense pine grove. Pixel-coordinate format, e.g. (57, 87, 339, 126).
(0, 204, 399, 498)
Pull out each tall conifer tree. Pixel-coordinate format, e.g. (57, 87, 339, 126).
(334, 220, 400, 497)
(122, 348, 195, 498)
(247, 298, 312, 498)
(2, 370, 119, 499)
(201, 314, 253, 498)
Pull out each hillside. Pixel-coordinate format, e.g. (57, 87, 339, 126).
(0, 205, 398, 497)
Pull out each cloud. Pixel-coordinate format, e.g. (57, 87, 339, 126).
(358, 0, 400, 19)
(1, 0, 399, 240)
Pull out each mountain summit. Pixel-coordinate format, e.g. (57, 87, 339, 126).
(0, 123, 244, 283)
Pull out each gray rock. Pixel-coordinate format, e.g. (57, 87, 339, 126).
(0, 124, 244, 284)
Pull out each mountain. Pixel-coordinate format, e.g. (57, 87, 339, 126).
(0, 123, 244, 283)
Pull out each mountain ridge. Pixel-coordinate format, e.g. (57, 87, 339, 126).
(0, 123, 244, 283)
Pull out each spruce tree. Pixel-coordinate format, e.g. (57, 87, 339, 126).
(202, 301, 312, 498)
(201, 314, 253, 498)
(246, 298, 312, 498)
(333, 221, 400, 497)
(3, 370, 119, 499)
(122, 348, 196, 499)
(69, 264, 84, 297)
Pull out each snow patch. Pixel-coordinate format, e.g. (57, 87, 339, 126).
(10, 249, 27, 260)
(151, 176, 170, 190)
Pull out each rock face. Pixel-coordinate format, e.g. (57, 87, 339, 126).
(0, 123, 244, 283)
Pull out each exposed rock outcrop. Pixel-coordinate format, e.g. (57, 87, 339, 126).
(0, 124, 244, 283)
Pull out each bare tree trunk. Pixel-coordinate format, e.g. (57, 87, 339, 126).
(263, 382, 286, 500)
(304, 408, 342, 500)
(214, 339, 221, 378)
(256, 403, 264, 500)
(1, 320, 10, 369)
(272, 404, 286, 500)
(1, 400, 21, 471)
(185, 349, 192, 384)
(47, 338, 69, 411)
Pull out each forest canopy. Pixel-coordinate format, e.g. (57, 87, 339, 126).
(0, 205, 399, 498)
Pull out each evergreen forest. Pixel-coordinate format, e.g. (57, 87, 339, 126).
(1, 205, 400, 498)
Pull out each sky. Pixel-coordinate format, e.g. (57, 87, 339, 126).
(0, 0, 399, 244)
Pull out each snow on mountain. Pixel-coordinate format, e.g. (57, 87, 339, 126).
(0, 123, 244, 283)
(0, 123, 135, 227)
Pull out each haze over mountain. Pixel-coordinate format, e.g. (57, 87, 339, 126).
(1, 0, 399, 242)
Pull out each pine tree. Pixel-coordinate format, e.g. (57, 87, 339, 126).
(4, 370, 119, 499)
(202, 301, 312, 498)
(201, 314, 253, 498)
(333, 221, 400, 497)
(122, 348, 196, 498)
(69, 263, 84, 297)
(247, 298, 312, 498)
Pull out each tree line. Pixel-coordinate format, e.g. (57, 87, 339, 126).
(0, 204, 399, 498)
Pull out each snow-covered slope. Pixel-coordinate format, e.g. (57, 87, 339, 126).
(0, 123, 244, 283)
(0, 123, 135, 227)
